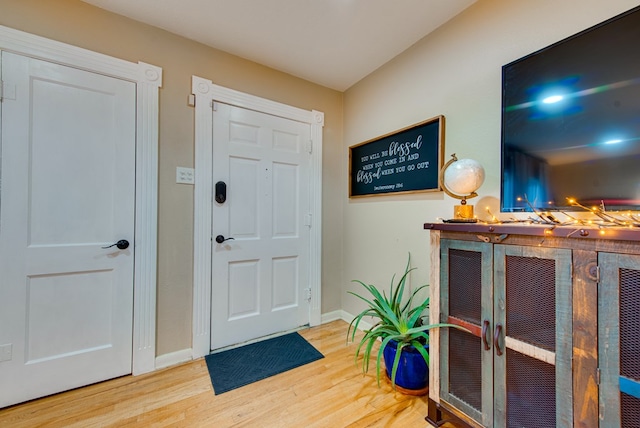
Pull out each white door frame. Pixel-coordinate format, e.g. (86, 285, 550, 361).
(191, 75, 323, 358)
(0, 25, 161, 375)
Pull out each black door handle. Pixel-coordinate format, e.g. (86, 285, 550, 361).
(215, 235, 235, 244)
(102, 239, 130, 250)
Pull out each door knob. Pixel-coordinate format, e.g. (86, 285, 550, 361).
(102, 239, 130, 250)
(215, 235, 235, 244)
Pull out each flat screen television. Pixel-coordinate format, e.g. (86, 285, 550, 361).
(500, 6, 640, 212)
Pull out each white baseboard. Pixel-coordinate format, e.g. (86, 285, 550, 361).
(321, 310, 373, 331)
(154, 313, 371, 371)
(320, 310, 345, 324)
(155, 348, 193, 370)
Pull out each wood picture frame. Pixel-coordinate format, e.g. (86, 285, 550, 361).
(349, 115, 445, 197)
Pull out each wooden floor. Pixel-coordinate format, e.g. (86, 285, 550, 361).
(0, 320, 438, 427)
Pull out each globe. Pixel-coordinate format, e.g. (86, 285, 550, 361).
(443, 158, 485, 197)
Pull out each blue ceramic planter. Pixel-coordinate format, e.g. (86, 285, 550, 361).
(383, 339, 429, 391)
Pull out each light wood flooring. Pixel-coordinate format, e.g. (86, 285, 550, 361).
(0, 320, 439, 427)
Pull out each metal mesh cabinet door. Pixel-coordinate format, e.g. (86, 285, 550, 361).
(599, 253, 640, 428)
(439, 239, 493, 426)
(493, 245, 573, 428)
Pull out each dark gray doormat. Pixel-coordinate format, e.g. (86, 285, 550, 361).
(205, 331, 324, 394)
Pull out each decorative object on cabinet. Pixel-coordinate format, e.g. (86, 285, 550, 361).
(349, 115, 444, 197)
(347, 254, 464, 394)
(424, 222, 640, 428)
(483, 196, 640, 228)
(439, 153, 485, 221)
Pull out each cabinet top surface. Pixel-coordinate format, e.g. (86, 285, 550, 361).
(424, 222, 640, 243)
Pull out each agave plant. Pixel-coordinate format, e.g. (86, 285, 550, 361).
(347, 254, 459, 390)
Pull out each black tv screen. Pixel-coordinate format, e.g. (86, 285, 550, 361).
(501, 6, 640, 212)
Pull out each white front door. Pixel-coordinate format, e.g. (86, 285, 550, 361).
(210, 102, 311, 350)
(0, 52, 136, 407)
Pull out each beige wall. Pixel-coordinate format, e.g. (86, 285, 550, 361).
(5, 0, 639, 359)
(0, 0, 344, 356)
(341, 0, 640, 316)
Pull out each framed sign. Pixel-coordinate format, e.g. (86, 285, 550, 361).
(349, 115, 444, 197)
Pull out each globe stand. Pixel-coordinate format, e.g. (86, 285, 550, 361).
(453, 199, 475, 221)
(439, 154, 484, 223)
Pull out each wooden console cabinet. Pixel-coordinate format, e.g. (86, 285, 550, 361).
(424, 223, 640, 428)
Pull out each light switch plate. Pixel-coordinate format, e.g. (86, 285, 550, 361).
(176, 167, 195, 184)
(0, 344, 12, 362)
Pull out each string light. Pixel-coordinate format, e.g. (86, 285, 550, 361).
(474, 197, 640, 229)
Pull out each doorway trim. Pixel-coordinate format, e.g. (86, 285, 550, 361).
(191, 75, 324, 358)
(0, 25, 161, 374)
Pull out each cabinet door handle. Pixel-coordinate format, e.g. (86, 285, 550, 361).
(482, 320, 491, 350)
(494, 324, 503, 356)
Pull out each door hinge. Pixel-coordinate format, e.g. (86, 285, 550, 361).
(307, 139, 313, 154)
(304, 213, 312, 227)
(596, 367, 601, 385)
(306, 287, 312, 303)
(0, 80, 3, 101)
(211, 101, 217, 111)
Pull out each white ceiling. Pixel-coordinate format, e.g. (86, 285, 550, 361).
(82, 0, 476, 91)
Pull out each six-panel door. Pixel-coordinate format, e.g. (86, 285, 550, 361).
(210, 102, 312, 350)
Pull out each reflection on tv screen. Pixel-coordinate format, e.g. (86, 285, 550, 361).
(501, 6, 640, 212)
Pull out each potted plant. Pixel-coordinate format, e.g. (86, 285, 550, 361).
(347, 255, 460, 394)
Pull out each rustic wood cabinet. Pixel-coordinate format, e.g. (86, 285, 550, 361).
(424, 223, 640, 428)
